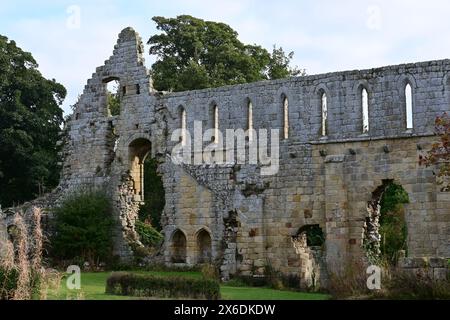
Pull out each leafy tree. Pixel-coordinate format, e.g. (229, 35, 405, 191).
(419, 113, 450, 191)
(148, 15, 304, 92)
(51, 189, 114, 264)
(0, 35, 66, 207)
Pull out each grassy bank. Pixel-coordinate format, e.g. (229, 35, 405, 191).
(48, 271, 330, 300)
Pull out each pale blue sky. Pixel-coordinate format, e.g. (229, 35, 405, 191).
(2, 0, 450, 114)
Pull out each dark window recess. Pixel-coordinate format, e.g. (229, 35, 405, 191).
(136, 84, 140, 94)
(122, 86, 127, 96)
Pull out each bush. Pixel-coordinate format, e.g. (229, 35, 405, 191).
(135, 220, 163, 247)
(51, 189, 114, 265)
(381, 270, 450, 300)
(106, 272, 220, 300)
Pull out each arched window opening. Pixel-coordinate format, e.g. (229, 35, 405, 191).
(196, 229, 212, 264)
(283, 96, 289, 140)
(171, 229, 187, 263)
(364, 180, 409, 265)
(321, 92, 328, 137)
(180, 107, 187, 146)
(362, 88, 369, 133)
(405, 83, 413, 129)
(213, 104, 219, 144)
(248, 100, 253, 141)
(129, 138, 152, 201)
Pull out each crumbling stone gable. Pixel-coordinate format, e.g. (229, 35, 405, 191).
(3, 27, 449, 288)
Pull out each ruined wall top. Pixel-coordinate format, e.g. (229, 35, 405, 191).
(71, 28, 450, 145)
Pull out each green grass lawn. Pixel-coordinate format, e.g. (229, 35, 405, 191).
(47, 271, 330, 300)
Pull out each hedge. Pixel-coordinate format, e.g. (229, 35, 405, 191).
(105, 272, 220, 300)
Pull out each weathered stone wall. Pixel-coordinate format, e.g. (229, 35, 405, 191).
(7, 27, 449, 287)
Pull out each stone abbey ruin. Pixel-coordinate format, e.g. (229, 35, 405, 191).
(2, 27, 450, 288)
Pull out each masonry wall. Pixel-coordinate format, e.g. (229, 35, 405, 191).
(42, 27, 450, 285)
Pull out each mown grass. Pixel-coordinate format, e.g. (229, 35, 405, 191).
(47, 271, 330, 300)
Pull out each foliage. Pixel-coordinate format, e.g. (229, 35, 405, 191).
(0, 35, 66, 207)
(138, 157, 165, 231)
(201, 264, 220, 281)
(381, 270, 450, 300)
(379, 183, 409, 263)
(296, 225, 325, 247)
(107, 91, 120, 116)
(0, 268, 19, 300)
(148, 15, 303, 92)
(106, 80, 120, 116)
(420, 112, 450, 191)
(51, 189, 114, 264)
(105, 272, 221, 300)
(327, 261, 372, 299)
(134, 220, 163, 248)
(0, 209, 46, 300)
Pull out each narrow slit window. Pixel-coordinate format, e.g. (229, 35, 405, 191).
(362, 88, 369, 133)
(283, 96, 289, 139)
(321, 93, 328, 137)
(248, 100, 253, 141)
(181, 107, 187, 146)
(405, 83, 413, 129)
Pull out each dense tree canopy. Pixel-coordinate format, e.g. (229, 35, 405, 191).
(148, 15, 304, 92)
(0, 35, 66, 207)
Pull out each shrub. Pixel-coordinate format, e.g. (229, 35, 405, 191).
(201, 264, 220, 281)
(105, 272, 220, 300)
(135, 220, 163, 247)
(381, 270, 450, 300)
(328, 261, 372, 299)
(51, 189, 114, 265)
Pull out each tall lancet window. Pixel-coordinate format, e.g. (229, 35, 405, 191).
(405, 83, 413, 129)
(181, 107, 187, 146)
(213, 104, 219, 143)
(362, 88, 369, 133)
(283, 96, 289, 140)
(321, 92, 328, 137)
(248, 100, 253, 141)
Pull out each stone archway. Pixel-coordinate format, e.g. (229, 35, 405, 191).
(196, 228, 212, 264)
(128, 138, 152, 202)
(364, 179, 409, 263)
(170, 229, 187, 263)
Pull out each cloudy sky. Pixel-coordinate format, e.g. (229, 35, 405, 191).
(2, 0, 450, 114)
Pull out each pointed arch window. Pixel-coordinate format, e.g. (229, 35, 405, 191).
(247, 100, 254, 141)
(321, 92, 328, 137)
(362, 88, 369, 133)
(213, 104, 219, 143)
(180, 107, 187, 146)
(283, 96, 289, 140)
(405, 83, 413, 129)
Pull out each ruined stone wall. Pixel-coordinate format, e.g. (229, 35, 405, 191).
(14, 27, 449, 286)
